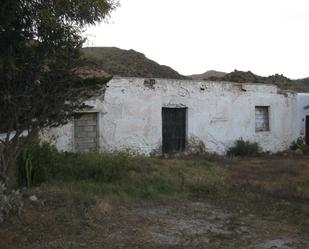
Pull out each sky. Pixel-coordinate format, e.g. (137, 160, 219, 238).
(85, 0, 309, 79)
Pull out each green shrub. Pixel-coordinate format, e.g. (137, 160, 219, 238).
(19, 140, 60, 187)
(36, 158, 227, 201)
(19, 141, 133, 186)
(227, 139, 260, 157)
(290, 137, 309, 154)
(290, 137, 304, 150)
(20, 141, 229, 200)
(59, 152, 133, 183)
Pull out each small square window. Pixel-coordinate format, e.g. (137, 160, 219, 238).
(255, 106, 269, 132)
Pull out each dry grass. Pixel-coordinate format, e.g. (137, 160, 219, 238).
(227, 157, 309, 202)
(1, 156, 309, 249)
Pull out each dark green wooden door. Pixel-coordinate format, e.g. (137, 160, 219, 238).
(162, 108, 186, 153)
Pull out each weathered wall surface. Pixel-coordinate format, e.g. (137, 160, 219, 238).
(296, 93, 309, 139)
(43, 77, 299, 155)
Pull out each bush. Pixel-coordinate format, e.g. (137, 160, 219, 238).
(186, 136, 206, 155)
(58, 152, 133, 183)
(290, 137, 309, 154)
(227, 139, 260, 157)
(19, 140, 133, 186)
(19, 141, 228, 200)
(19, 140, 60, 187)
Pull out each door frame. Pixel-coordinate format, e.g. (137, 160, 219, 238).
(73, 111, 99, 153)
(161, 107, 187, 154)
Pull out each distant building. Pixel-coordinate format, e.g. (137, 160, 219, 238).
(42, 77, 309, 155)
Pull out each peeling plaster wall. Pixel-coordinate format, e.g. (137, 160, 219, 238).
(44, 77, 299, 155)
(41, 122, 74, 152)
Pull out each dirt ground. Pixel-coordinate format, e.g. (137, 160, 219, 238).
(0, 198, 308, 249)
(1, 156, 309, 249)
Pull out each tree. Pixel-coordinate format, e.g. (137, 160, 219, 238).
(0, 0, 118, 187)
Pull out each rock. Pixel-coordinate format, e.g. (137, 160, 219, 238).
(256, 239, 294, 249)
(238, 226, 249, 234)
(183, 151, 190, 157)
(95, 200, 112, 214)
(29, 195, 38, 202)
(295, 148, 303, 155)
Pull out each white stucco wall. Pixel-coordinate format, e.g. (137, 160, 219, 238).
(42, 77, 300, 155)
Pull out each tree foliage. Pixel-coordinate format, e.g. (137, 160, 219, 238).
(0, 0, 118, 186)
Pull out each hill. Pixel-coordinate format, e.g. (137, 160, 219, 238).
(189, 70, 227, 80)
(193, 69, 309, 92)
(82, 47, 186, 79)
(81, 47, 309, 92)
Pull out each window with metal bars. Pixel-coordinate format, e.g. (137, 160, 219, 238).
(255, 106, 269, 132)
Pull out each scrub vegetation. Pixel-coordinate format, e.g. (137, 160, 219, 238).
(18, 141, 309, 218)
(1, 141, 308, 248)
(227, 139, 260, 157)
(290, 137, 309, 154)
(18, 141, 227, 201)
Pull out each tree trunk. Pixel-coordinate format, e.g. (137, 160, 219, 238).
(0, 148, 19, 190)
(0, 135, 23, 190)
(6, 159, 19, 189)
(0, 129, 38, 189)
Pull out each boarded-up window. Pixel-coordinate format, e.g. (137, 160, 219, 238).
(74, 113, 98, 153)
(255, 106, 269, 132)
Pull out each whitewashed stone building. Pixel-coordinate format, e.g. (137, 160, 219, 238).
(42, 77, 309, 155)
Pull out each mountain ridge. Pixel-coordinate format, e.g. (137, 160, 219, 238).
(189, 69, 309, 92)
(189, 70, 227, 80)
(81, 47, 309, 92)
(82, 47, 187, 79)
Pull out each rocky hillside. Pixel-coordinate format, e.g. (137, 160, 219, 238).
(82, 47, 308, 92)
(189, 70, 227, 80)
(82, 47, 186, 79)
(192, 69, 309, 92)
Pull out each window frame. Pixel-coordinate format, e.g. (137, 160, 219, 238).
(255, 106, 270, 132)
